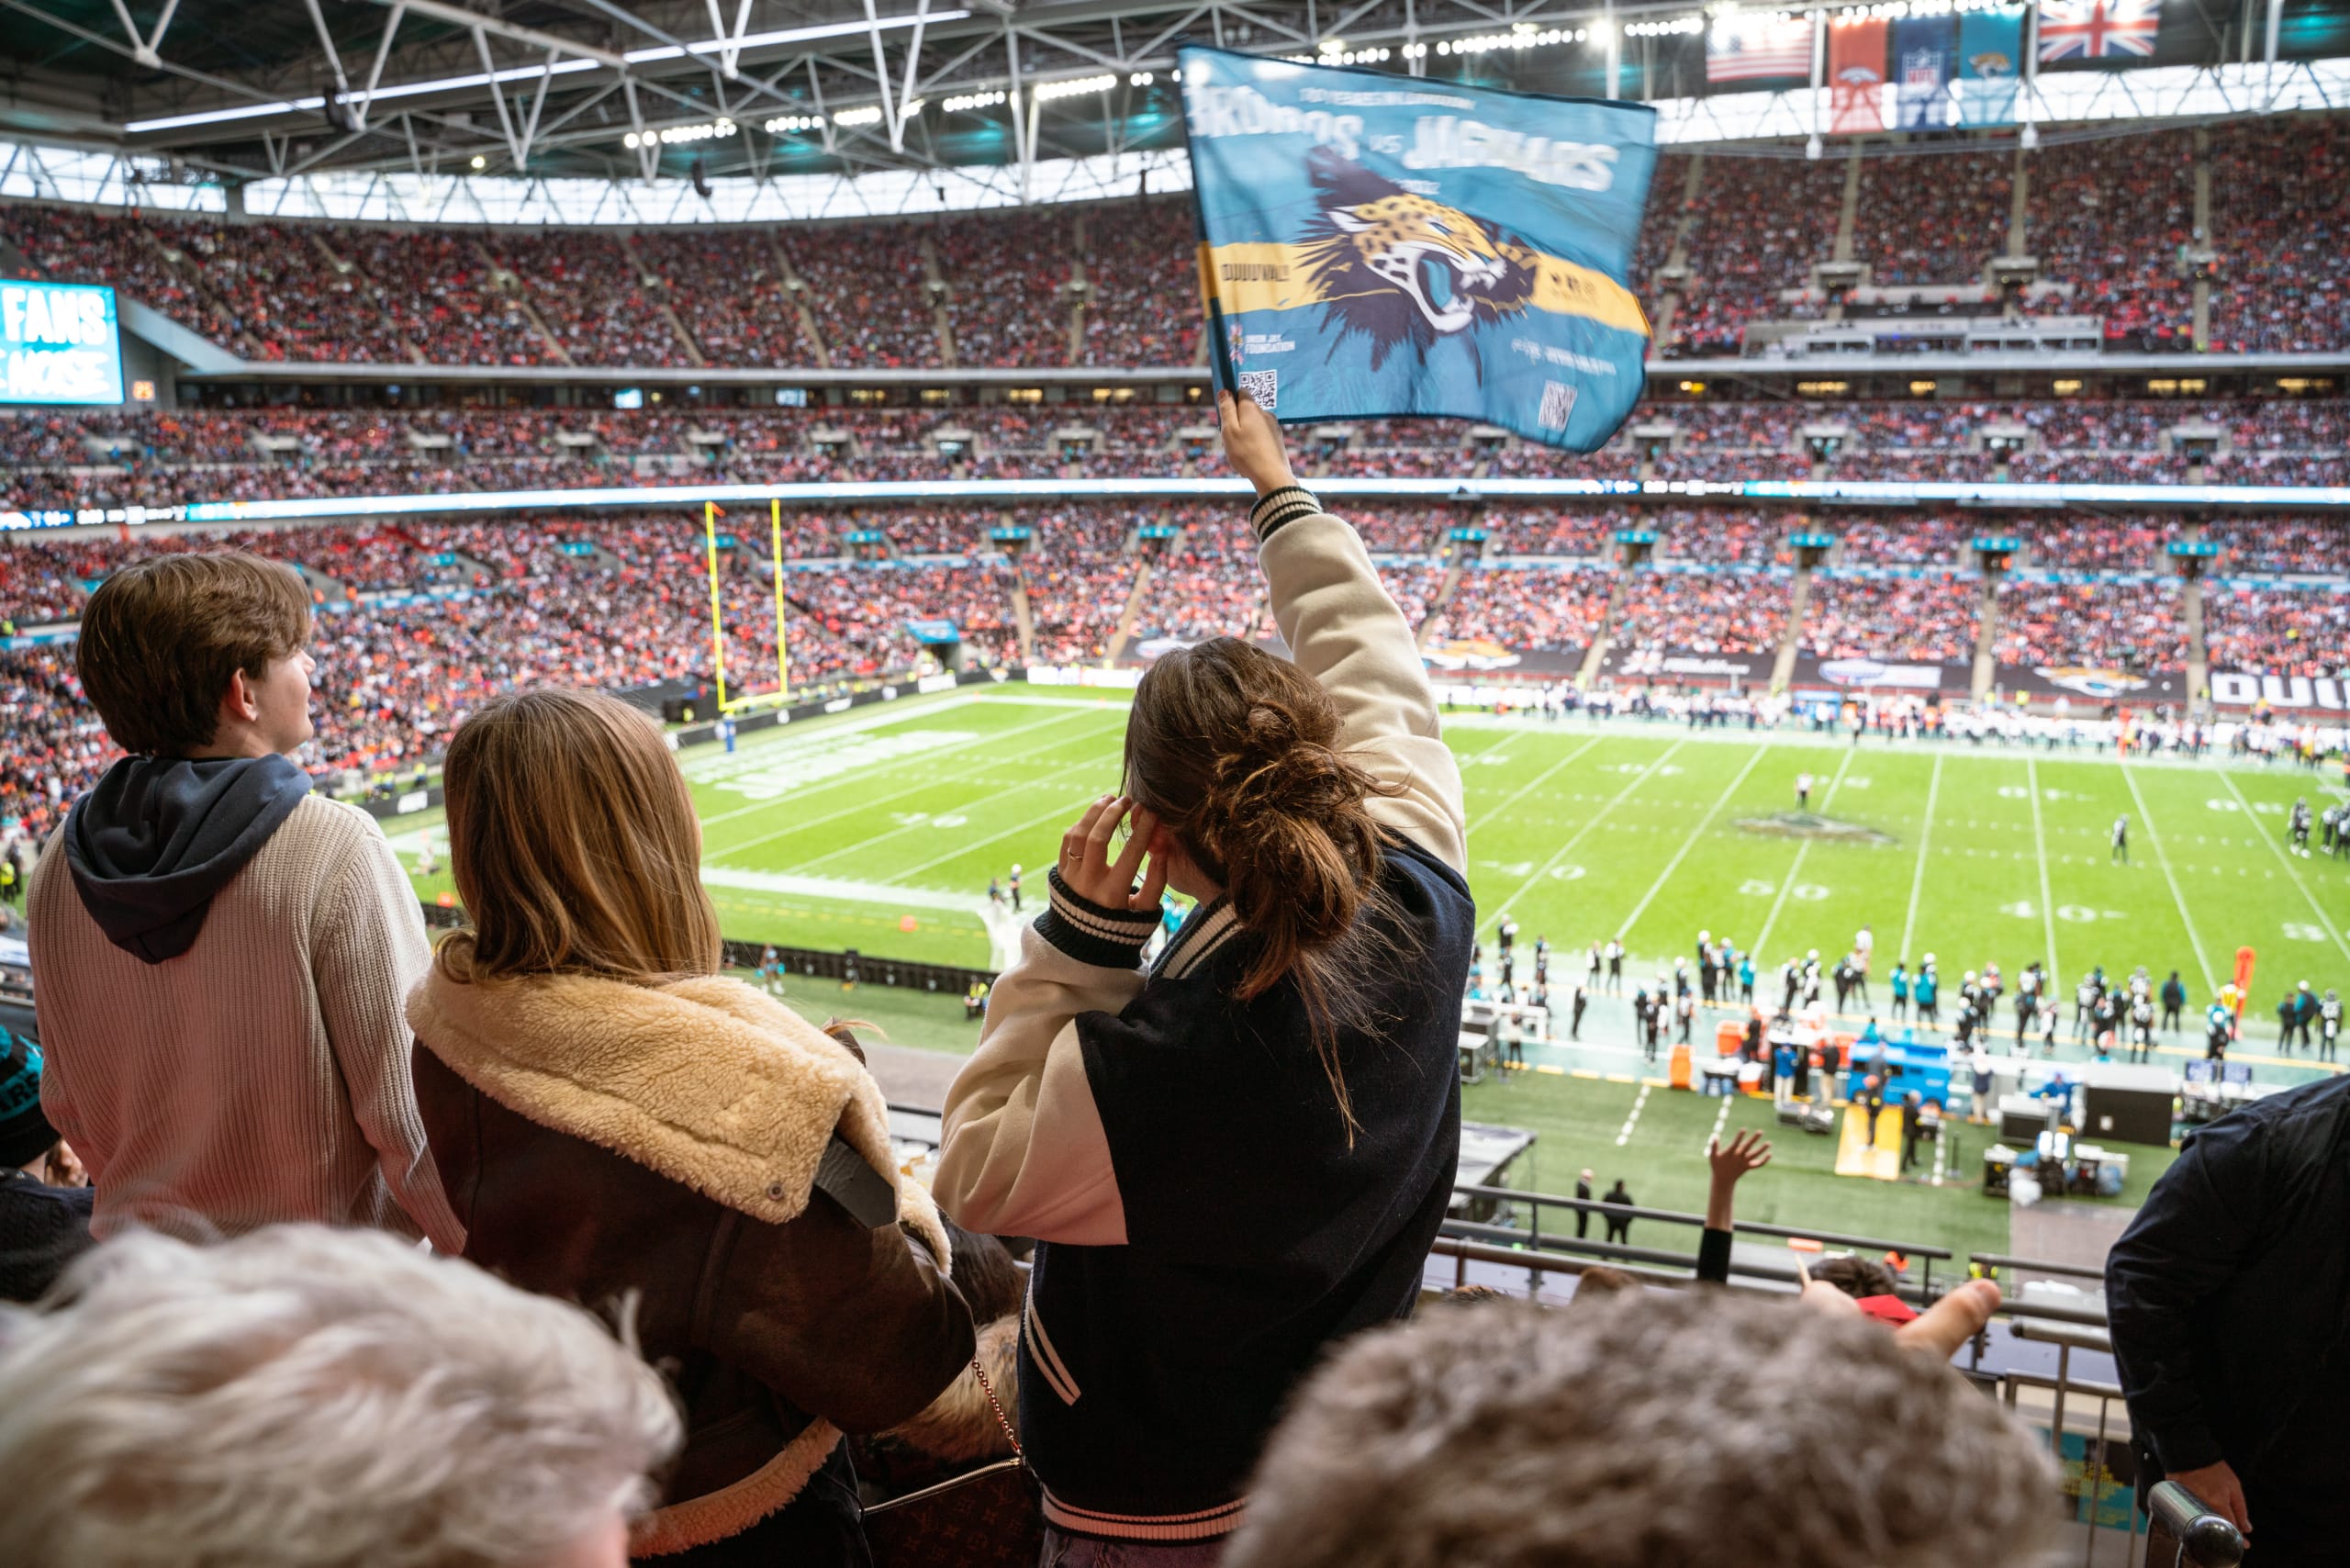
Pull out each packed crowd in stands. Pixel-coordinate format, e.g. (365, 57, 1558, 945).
(1994, 577, 2185, 670)
(1435, 563, 1613, 654)
(1835, 510, 1967, 566)
(1806, 571, 1979, 665)
(1658, 507, 1777, 565)
(2207, 516, 2350, 575)
(1611, 568, 1791, 655)
(10, 117, 2349, 373)
(2023, 129, 2197, 350)
(1657, 152, 1841, 356)
(1852, 148, 2010, 286)
(2202, 581, 2350, 677)
(6, 398, 2342, 514)
(2026, 515, 2177, 571)
(2207, 115, 2350, 355)
(1078, 196, 1202, 366)
(937, 209, 1076, 368)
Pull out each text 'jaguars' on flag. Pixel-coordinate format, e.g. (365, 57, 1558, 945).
(1179, 46, 1659, 454)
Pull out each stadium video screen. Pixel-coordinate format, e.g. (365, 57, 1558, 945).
(0, 279, 125, 405)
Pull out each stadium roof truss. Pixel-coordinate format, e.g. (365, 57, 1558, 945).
(0, 0, 2344, 224)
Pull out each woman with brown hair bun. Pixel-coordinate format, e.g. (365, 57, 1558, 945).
(936, 389, 1474, 1563)
(403, 687, 976, 1566)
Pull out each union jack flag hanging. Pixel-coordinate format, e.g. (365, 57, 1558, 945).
(2037, 0, 2160, 61)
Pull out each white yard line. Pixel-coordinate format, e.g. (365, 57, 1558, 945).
(1615, 745, 1771, 941)
(890, 779, 1132, 879)
(1930, 1126, 1948, 1187)
(1752, 746, 1854, 959)
(2218, 770, 2350, 971)
(2024, 759, 2062, 985)
(696, 703, 1108, 831)
(2121, 762, 2220, 996)
(1484, 740, 1688, 938)
(728, 744, 1124, 869)
(1466, 732, 1607, 829)
(1704, 1096, 1732, 1155)
(1615, 1082, 1652, 1147)
(1896, 754, 1942, 964)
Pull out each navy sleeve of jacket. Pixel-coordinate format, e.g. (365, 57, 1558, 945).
(1695, 1226, 1732, 1285)
(2104, 1114, 2266, 1473)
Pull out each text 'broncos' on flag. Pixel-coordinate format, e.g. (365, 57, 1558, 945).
(2037, 0, 2161, 61)
(1178, 47, 1659, 454)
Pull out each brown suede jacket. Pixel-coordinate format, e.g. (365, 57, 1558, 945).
(408, 969, 975, 1555)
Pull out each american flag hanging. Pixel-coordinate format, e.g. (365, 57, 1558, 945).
(2037, 0, 2161, 61)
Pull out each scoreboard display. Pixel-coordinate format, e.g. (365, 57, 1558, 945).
(0, 279, 125, 405)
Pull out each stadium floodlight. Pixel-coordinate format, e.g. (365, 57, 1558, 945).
(765, 113, 825, 133)
(944, 90, 1007, 112)
(1035, 73, 1118, 103)
(625, 118, 735, 147)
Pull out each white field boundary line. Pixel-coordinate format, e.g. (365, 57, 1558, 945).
(1483, 739, 1689, 940)
(2120, 761, 2221, 997)
(696, 702, 1110, 832)
(1896, 754, 1943, 966)
(721, 742, 1125, 869)
(1751, 746, 1855, 960)
(1616, 744, 1771, 942)
(1615, 1082, 1652, 1147)
(1464, 732, 1608, 831)
(890, 774, 1137, 880)
(2025, 758, 2062, 987)
(1704, 1096, 1732, 1156)
(2218, 770, 2350, 972)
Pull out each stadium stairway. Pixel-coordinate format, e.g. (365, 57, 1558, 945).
(1771, 567, 1812, 689)
(1064, 213, 1090, 363)
(472, 238, 572, 365)
(770, 234, 834, 368)
(921, 233, 957, 368)
(1102, 559, 1155, 664)
(1972, 572, 1999, 700)
(621, 232, 709, 368)
(1417, 563, 1466, 648)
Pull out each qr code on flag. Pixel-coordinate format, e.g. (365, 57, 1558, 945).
(1237, 369, 1279, 411)
(1539, 379, 1576, 431)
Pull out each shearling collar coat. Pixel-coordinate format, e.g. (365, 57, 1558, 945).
(408, 968, 975, 1557)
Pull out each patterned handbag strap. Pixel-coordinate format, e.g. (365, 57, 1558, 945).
(968, 1353, 1024, 1462)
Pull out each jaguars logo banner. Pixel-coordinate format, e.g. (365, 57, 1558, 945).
(1180, 46, 1658, 454)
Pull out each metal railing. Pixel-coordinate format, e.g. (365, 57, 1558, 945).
(1450, 1180, 1954, 1294)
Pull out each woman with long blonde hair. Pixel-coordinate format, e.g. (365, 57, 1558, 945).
(406, 687, 975, 1566)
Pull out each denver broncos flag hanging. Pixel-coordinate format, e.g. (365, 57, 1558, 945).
(1179, 46, 1659, 454)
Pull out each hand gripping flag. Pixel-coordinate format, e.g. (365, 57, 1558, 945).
(1180, 47, 1658, 454)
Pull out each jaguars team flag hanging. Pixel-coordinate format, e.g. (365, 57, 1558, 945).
(1179, 47, 1659, 454)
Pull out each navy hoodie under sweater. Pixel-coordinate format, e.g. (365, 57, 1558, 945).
(62, 755, 311, 964)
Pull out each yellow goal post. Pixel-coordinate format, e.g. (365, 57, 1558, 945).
(702, 498, 791, 715)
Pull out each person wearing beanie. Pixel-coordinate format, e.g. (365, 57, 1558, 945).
(0, 1025, 95, 1303)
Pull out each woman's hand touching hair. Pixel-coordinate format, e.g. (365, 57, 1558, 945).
(1057, 794, 1169, 914)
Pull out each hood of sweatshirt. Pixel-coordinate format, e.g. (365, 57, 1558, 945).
(63, 755, 311, 964)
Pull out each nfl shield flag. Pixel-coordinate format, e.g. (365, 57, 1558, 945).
(1180, 47, 1658, 454)
(1893, 17, 1957, 129)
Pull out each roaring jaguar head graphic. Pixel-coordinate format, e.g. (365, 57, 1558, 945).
(1296, 147, 1536, 373)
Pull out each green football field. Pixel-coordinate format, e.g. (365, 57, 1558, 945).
(381, 682, 2350, 1260)
(390, 683, 2350, 1017)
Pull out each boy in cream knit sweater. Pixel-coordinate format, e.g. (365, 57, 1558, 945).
(27, 552, 461, 1249)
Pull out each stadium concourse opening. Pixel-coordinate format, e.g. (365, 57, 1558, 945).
(3, 1, 2347, 1556)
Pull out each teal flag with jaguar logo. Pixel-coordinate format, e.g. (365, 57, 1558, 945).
(1180, 45, 1658, 454)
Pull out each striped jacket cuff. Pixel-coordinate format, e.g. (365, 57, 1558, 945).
(1248, 485, 1322, 543)
(1035, 867, 1158, 969)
